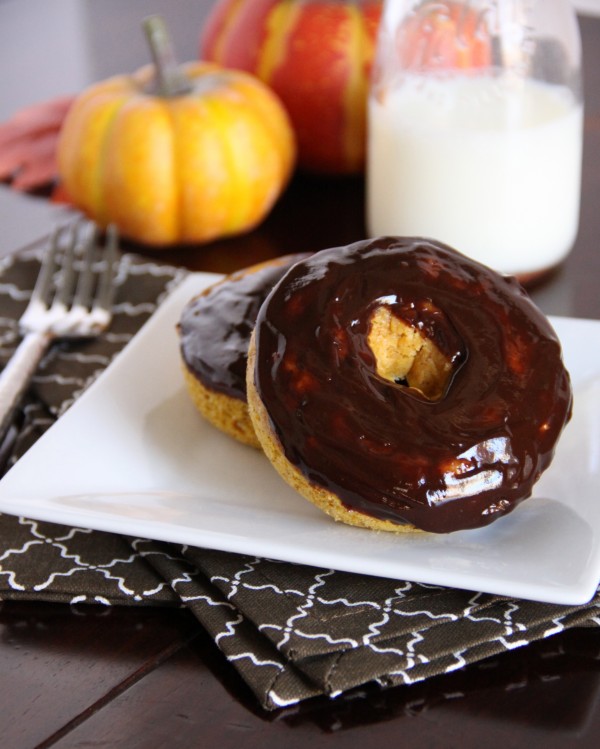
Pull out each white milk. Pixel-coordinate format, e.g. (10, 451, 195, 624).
(367, 76, 583, 276)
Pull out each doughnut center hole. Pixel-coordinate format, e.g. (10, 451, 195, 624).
(368, 306, 455, 401)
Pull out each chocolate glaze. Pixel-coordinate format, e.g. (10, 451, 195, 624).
(179, 254, 309, 400)
(253, 237, 573, 533)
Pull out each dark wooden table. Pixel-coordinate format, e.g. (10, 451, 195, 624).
(1, 2, 600, 747)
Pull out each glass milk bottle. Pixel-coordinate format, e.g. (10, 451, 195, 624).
(366, 0, 583, 281)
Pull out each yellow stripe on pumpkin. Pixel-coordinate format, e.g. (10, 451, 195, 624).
(169, 92, 240, 242)
(209, 0, 247, 63)
(257, 0, 301, 83)
(342, 5, 370, 171)
(175, 62, 249, 241)
(200, 92, 272, 235)
(167, 66, 295, 242)
(102, 96, 179, 245)
(231, 71, 296, 183)
(57, 79, 130, 224)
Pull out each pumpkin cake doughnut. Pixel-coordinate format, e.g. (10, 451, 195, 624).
(247, 236, 573, 534)
(178, 254, 309, 447)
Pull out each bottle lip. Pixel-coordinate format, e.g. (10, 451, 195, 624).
(375, 0, 582, 86)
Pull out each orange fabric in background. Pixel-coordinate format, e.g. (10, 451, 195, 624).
(0, 96, 74, 196)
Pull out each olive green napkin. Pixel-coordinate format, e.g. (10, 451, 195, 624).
(0, 241, 598, 712)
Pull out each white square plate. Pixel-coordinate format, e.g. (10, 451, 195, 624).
(0, 273, 598, 605)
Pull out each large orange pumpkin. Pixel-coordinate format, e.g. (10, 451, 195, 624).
(57, 17, 296, 247)
(201, 0, 382, 175)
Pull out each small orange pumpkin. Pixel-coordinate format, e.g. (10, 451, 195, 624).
(57, 17, 296, 247)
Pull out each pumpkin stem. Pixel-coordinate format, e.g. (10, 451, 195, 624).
(143, 15, 193, 97)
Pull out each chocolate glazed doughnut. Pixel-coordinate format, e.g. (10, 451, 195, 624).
(247, 237, 573, 534)
(178, 254, 309, 447)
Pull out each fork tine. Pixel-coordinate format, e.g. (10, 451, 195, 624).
(30, 225, 61, 307)
(53, 221, 78, 309)
(19, 219, 117, 339)
(0, 218, 117, 441)
(92, 224, 119, 313)
(72, 222, 98, 310)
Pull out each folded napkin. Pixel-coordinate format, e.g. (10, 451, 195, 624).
(0, 242, 598, 711)
(0, 242, 186, 606)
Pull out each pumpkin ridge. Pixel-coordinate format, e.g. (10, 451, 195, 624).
(101, 95, 178, 245)
(200, 94, 246, 235)
(215, 88, 287, 235)
(230, 74, 295, 184)
(160, 97, 182, 243)
(93, 93, 130, 226)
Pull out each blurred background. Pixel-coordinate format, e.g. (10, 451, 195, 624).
(0, 0, 598, 316)
(0, 0, 213, 119)
(2, 0, 598, 118)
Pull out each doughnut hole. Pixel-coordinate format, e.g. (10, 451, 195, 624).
(367, 306, 456, 401)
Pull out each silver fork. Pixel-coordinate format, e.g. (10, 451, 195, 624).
(0, 220, 119, 438)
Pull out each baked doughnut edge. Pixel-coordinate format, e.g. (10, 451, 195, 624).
(182, 361, 260, 448)
(246, 329, 421, 533)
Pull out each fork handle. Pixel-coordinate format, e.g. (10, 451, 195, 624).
(0, 331, 52, 441)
